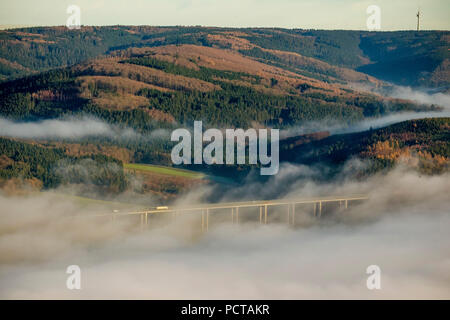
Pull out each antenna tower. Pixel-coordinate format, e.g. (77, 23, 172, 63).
(416, 8, 421, 31)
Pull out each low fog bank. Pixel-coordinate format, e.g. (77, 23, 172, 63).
(333, 111, 450, 135)
(0, 166, 449, 299)
(281, 83, 450, 139)
(384, 85, 450, 110)
(280, 110, 450, 139)
(212, 160, 450, 208)
(0, 107, 447, 146)
(0, 116, 170, 141)
(0, 117, 118, 139)
(351, 83, 450, 110)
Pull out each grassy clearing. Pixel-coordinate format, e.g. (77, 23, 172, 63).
(124, 163, 204, 179)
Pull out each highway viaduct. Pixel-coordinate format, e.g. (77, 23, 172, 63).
(103, 195, 368, 231)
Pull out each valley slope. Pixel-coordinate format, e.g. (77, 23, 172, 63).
(0, 26, 448, 201)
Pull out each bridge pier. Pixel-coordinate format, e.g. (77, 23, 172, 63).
(291, 203, 295, 225)
(287, 204, 290, 225)
(264, 205, 268, 224)
(288, 203, 295, 226)
(230, 207, 239, 224)
(201, 210, 205, 232)
(259, 206, 263, 224)
(312, 201, 323, 218)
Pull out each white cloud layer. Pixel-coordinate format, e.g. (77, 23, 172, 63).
(1, 167, 449, 299)
(0, 116, 171, 140)
(0, 117, 118, 139)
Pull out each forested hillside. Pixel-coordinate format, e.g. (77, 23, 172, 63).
(0, 44, 438, 131)
(0, 26, 448, 88)
(0, 26, 448, 199)
(281, 118, 450, 176)
(1, 118, 448, 197)
(0, 137, 127, 194)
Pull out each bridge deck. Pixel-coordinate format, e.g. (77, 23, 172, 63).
(77, 195, 369, 231)
(122, 194, 369, 216)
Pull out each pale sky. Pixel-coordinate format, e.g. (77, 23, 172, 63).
(0, 0, 449, 30)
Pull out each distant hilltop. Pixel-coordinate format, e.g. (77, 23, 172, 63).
(0, 26, 448, 88)
(0, 25, 38, 30)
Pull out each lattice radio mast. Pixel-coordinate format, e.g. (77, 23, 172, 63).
(416, 8, 421, 31)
